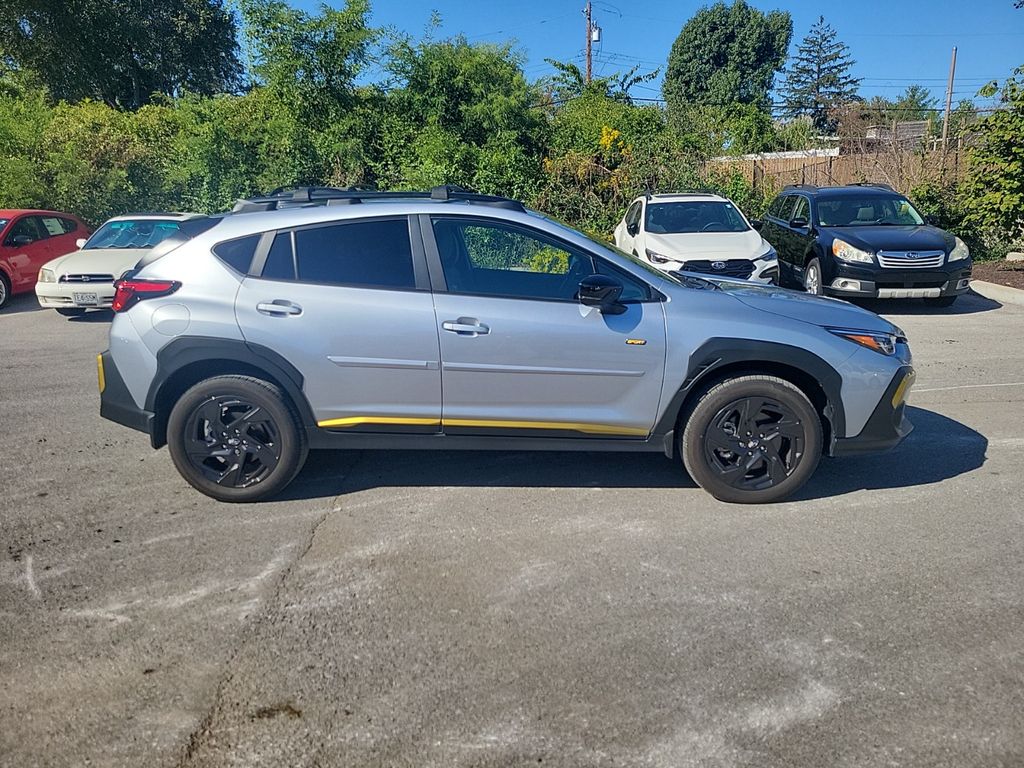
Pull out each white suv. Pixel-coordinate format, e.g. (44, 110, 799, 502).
(613, 192, 778, 283)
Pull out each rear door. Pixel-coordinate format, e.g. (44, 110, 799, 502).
(234, 216, 442, 432)
(424, 215, 667, 439)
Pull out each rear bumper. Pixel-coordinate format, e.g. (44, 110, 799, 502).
(824, 262, 972, 299)
(98, 351, 156, 440)
(831, 366, 915, 456)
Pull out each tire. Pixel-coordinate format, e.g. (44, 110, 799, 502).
(803, 257, 824, 295)
(56, 308, 87, 317)
(0, 273, 10, 310)
(681, 375, 823, 504)
(167, 375, 308, 503)
(924, 295, 956, 308)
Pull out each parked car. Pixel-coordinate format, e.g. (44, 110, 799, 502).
(758, 183, 972, 307)
(35, 213, 202, 315)
(613, 192, 779, 283)
(97, 186, 914, 505)
(0, 210, 89, 310)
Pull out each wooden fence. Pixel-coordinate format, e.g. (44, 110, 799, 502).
(706, 149, 967, 193)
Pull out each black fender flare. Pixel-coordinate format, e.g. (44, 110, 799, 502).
(654, 338, 846, 442)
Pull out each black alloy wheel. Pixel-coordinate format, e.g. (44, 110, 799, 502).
(682, 375, 822, 503)
(167, 375, 308, 502)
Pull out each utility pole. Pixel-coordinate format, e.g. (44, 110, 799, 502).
(941, 46, 958, 147)
(584, 1, 592, 84)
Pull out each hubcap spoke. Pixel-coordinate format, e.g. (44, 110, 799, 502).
(183, 394, 282, 489)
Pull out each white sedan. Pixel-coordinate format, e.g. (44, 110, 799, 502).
(35, 213, 201, 315)
(613, 192, 779, 284)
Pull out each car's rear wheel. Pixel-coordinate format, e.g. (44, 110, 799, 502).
(56, 308, 87, 317)
(0, 273, 10, 310)
(924, 295, 957, 308)
(803, 258, 823, 295)
(167, 375, 308, 503)
(682, 375, 822, 504)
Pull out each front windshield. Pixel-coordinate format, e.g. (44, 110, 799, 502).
(817, 196, 925, 227)
(84, 219, 182, 249)
(645, 201, 750, 234)
(0, 218, 8, 231)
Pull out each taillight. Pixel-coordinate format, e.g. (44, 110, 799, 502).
(111, 278, 180, 312)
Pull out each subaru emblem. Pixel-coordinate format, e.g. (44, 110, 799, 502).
(712, 261, 726, 270)
(82, 275, 90, 282)
(906, 252, 919, 259)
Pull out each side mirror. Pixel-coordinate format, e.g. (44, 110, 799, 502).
(789, 217, 808, 229)
(750, 219, 763, 231)
(10, 234, 33, 246)
(626, 222, 639, 236)
(75, 238, 87, 249)
(578, 274, 626, 315)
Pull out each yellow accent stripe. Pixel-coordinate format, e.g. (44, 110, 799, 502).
(892, 370, 916, 408)
(317, 415, 648, 437)
(317, 416, 440, 428)
(96, 354, 106, 394)
(442, 418, 649, 436)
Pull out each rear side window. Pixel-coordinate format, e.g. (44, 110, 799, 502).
(213, 235, 260, 274)
(40, 216, 69, 236)
(769, 196, 794, 219)
(293, 219, 415, 289)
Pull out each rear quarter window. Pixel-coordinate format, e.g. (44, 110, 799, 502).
(212, 235, 260, 274)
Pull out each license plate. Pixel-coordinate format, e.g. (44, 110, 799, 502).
(73, 292, 98, 305)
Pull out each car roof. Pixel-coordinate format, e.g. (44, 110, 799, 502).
(103, 212, 205, 223)
(782, 185, 902, 198)
(0, 209, 81, 218)
(642, 192, 729, 203)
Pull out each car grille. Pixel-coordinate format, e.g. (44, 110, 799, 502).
(681, 259, 754, 279)
(60, 273, 116, 283)
(877, 250, 945, 269)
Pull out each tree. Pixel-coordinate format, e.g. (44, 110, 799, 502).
(894, 85, 939, 121)
(541, 59, 658, 106)
(663, 0, 792, 114)
(964, 70, 1024, 241)
(0, 0, 242, 109)
(780, 16, 860, 133)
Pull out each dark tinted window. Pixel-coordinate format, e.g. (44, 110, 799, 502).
(769, 195, 795, 219)
(790, 196, 810, 223)
(293, 219, 414, 289)
(60, 217, 79, 234)
(213, 235, 260, 274)
(594, 260, 652, 302)
(262, 233, 295, 280)
(6, 216, 45, 244)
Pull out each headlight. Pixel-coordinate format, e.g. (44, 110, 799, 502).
(828, 327, 899, 356)
(759, 246, 778, 262)
(832, 239, 874, 264)
(646, 248, 671, 264)
(948, 237, 970, 262)
(39, 268, 55, 283)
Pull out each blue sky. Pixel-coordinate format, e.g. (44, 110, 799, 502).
(293, 0, 1024, 108)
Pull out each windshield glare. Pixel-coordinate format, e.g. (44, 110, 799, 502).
(817, 196, 925, 227)
(645, 201, 750, 234)
(85, 219, 182, 249)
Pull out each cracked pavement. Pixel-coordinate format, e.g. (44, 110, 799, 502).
(1, 291, 1023, 767)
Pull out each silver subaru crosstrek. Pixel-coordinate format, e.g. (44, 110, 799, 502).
(98, 186, 915, 504)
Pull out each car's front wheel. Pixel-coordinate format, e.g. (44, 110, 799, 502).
(167, 375, 308, 503)
(681, 375, 822, 504)
(803, 257, 824, 295)
(0, 273, 10, 310)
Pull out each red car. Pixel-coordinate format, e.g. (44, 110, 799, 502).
(0, 209, 90, 310)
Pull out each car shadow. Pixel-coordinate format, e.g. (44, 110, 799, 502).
(854, 290, 1001, 316)
(0, 293, 46, 315)
(68, 310, 114, 323)
(280, 406, 984, 504)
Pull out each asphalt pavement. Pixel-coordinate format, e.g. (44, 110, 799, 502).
(1, 289, 1022, 767)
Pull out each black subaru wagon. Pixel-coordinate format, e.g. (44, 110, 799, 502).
(757, 184, 972, 307)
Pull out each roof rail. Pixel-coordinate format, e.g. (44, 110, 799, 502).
(848, 181, 896, 191)
(230, 184, 526, 214)
(782, 184, 819, 191)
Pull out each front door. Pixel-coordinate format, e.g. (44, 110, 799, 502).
(3, 215, 49, 289)
(234, 216, 442, 432)
(425, 216, 667, 439)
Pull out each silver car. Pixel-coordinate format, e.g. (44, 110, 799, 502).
(98, 186, 915, 504)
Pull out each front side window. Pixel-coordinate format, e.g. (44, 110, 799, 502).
(816, 196, 925, 227)
(433, 218, 595, 301)
(625, 201, 641, 229)
(645, 201, 750, 234)
(85, 219, 181, 249)
(790, 197, 810, 224)
(6, 216, 45, 244)
(770, 195, 796, 220)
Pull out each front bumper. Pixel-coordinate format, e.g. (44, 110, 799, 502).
(37, 282, 116, 309)
(824, 262, 972, 299)
(98, 350, 156, 440)
(831, 366, 915, 456)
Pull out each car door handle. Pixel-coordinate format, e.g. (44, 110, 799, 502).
(442, 319, 489, 336)
(257, 300, 302, 316)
